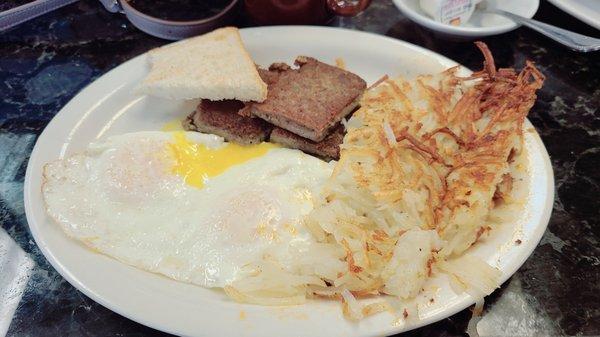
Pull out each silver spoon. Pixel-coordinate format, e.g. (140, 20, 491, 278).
(478, 3, 600, 52)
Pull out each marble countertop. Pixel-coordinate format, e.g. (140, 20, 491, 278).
(1, 0, 598, 336)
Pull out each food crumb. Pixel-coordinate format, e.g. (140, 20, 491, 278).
(429, 298, 435, 303)
(515, 239, 522, 245)
(239, 310, 246, 320)
(335, 57, 346, 70)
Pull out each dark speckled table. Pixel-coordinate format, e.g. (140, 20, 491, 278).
(1, 0, 599, 336)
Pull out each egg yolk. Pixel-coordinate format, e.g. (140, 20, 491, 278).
(161, 119, 184, 131)
(168, 132, 277, 188)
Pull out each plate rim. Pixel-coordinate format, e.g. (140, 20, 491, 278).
(23, 25, 554, 337)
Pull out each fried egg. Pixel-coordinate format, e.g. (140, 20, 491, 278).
(42, 131, 334, 287)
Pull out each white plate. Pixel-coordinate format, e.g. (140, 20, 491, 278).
(24, 26, 554, 337)
(548, 0, 600, 30)
(393, 0, 539, 38)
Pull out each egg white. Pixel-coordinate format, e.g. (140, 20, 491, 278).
(42, 131, 334, 287)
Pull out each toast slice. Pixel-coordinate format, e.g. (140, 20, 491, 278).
(139, 27, 267, 102)
(250, 56, 366, 142)
(184, 100, 272, 145)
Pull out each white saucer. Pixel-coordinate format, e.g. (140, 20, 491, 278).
(393, 0, 539, 38)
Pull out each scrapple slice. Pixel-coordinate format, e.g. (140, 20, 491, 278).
(270, 125, 345, 161)
(251, 56, 366, 142)
(184, 100, 272, 145)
